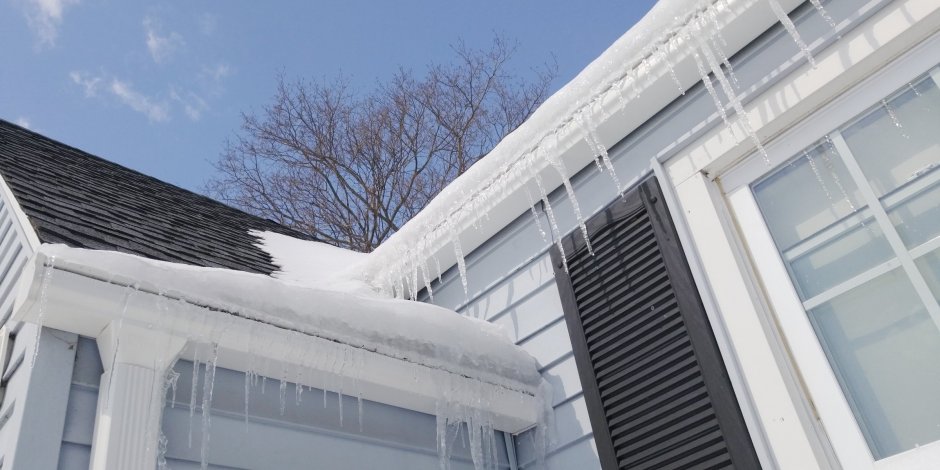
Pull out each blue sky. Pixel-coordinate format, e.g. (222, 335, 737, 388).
(1, 0, 656, 193)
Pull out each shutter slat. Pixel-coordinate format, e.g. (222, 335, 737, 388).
(551, 177, 760, 470)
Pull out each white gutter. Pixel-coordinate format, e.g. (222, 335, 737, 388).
(12, 248, 540, 434)
(361, 0, 804, 293)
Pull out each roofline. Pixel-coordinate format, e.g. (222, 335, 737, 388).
(0, 173, 39, 254)
(12, 248, 541, 433)
(360, 0, 805, 292)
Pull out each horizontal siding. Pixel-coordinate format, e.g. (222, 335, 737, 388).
(58, 336, 104, 468)
(421, 2, 878, 468)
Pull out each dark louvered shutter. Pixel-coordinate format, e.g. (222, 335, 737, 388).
(551, 177, 760, 470)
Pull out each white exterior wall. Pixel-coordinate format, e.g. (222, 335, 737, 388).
(422, 1, 908, 468)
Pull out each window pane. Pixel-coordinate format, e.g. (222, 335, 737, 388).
(917, 249, 940, 302)
(886, 166, 940, 249)
(842, 76, 940, 198)
(809, 269, 940, 459)
(754, 145, 892, 300)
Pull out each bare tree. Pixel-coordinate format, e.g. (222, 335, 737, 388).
(208, 37, 556, 252)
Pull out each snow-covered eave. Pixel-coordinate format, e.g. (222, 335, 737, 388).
(360, 0, 804, 293)
(12, 245, 541, 433)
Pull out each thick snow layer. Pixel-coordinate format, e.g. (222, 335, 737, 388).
(360, 0, 745, 291)
(251, 230, 375, 296)
(38, 244, 542, 390)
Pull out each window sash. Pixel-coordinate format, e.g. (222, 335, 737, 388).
(721, 35, 940, 470)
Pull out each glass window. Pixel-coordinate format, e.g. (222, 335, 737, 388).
(752, 68, 940, 460)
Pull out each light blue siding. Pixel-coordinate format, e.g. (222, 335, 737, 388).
(421, 2, 886, 468)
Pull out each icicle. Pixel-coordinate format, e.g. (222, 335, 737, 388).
(822, 136, 860, 217)
(356, 349, 364, 433)
(523, 185, 548, 243)
(409, 251, 419, 300)
(809, 0, 836, 28)
(805, 150, 835, 204)
(433, 254, 443, 284)
(534, 175, 567, 273)
(165, 368, 181, 409)
(199, 343, 219, 470)
(156, 431, 170, 470)
(244, 370, 251, 430)
(576, 111, 606, 175)
(659, 47, 685, 95)
(580, 111, 623, 194)
(710, 35, 739, 88)
(882, 99, 909, 138)
(420, 256, 434, 301)
(188, 350, 200, 449)
(278, 379, 287, 415)
(30, 255, 56, 368)
(449, 221, 469, 300)
(338, 348, 348, 427)
(543, 138, 593, 255)
(691, 45, 737, 140)
(695, 29, 770, 163)
(768, 0, 816, 67)
(200, 343, 220, 470)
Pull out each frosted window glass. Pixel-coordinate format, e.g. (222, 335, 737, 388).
(754, 146, 892, 299)
(887, 175, 940, 249)
(809, 269, 940, 459)
(842, 77, 940, 198)
(917, 250, 940, 302)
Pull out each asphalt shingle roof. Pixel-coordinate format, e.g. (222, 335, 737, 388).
(0, 119, 315, 275)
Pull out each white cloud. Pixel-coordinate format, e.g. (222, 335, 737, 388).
(69, 70, 102, 97)
(22, 0, 79, 48)
(170, 89, 208, 121)
(198, 63, 231, 96)
(14, 117, 31, 129)
(109, 78, 170, 122)
(143, 16, 184, 64)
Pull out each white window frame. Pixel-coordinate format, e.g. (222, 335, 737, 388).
(721, 32, 940, 470)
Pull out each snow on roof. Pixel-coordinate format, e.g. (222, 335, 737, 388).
(38, 243, 542, 391)
(357, 0, 725, 292)
(252, 230, 374, 296)
(355, 0, 798, 295)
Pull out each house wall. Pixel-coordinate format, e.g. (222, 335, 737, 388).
(422, 1, 890, 468)
(0, 174, 77, 470)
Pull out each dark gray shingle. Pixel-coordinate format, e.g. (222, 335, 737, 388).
(0, 119, 316, 275)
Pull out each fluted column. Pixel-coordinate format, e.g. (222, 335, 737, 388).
(89, 321, 185, 470)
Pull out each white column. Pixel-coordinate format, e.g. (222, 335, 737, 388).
(89, 321, 185, 470)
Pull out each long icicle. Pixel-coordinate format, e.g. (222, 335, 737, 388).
(523, 185, 548, 243)
(543, 137, 593, 255)
(449, 222, 469, 300)
(200, 343, 220, 470)
(30, 255, 56, 368)
(695, 26, 770, 163)
(809, 0, 836, 28)
(534, 174, 568, 273)
(768, 0, 816, 67)
(581, 111, 623, 195)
